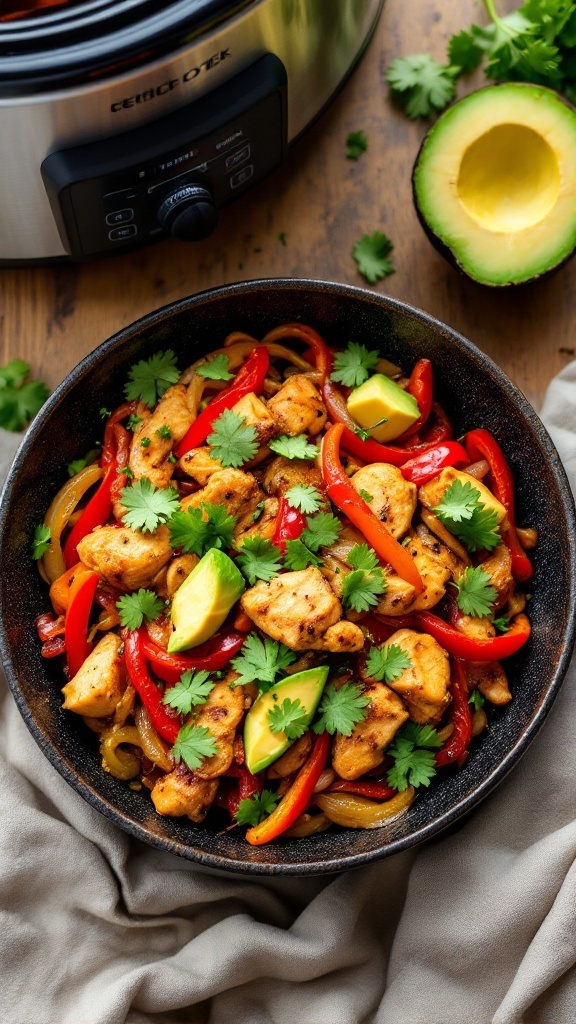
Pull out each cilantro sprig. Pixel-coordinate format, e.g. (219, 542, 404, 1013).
(172, 724, 218, 771)
(269, 435, 319, 460)
(207, 409, 258, 468)
(301, 512, 342, 551)
(120, 477, 180, 533)
(386, 722, 443, 792)
(453, 566, 498, 618)
(346, 129, 368, 160)
(469, 688, 486, 712)
(196, 353, 233, 381)
(231, 633, 297, 691)
(330, 342, 379, 388)
(313, 682, 370, 736)
(116, 588, 164, 630)
(163, 670, 215, 715)
(236, 537, 283, 585)
(352, 232, 395, 285)
(365, 643, 412, 683)
(341, 543, 386, 613)
(285, 484, 322, 514)
(386, 54, 458, 119)
(235, 789, 280, 827)
(31, 523, 51, 560)
(169, 501, 236, 557)
(268, 698, 309, 741)
(124, 350, 180, 408)
(284, 539, 323, 571)
(434, 479, 501, 553)
(0, 359, 49, 432)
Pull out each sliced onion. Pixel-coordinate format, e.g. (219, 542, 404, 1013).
(282, 813, 333, 838)
(42, 463, 103, 582)
(316, 787, 415, 829)
(100, 726, 141, 781)
(135, 705, 173, 772)
(313, 768, 336, 794)
(463, 459, 490, 480)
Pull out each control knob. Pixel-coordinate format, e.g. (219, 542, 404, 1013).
(157, 184, 218, 241)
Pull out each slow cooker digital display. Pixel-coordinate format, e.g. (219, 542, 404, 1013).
(0, 0, 86, 19)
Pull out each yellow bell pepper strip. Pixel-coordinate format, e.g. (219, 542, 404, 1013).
(245, 731, 331, 845)
(321, 423, 424, 594)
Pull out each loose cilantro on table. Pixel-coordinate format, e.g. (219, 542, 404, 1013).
(116, 588, 165, 630)
(124, 350, 180, 408)
(346, 129, 368, 160)
(285, 484, 322, 514)
(313, 682, 370, 737)
(434, 479, 501, 552)
(207, 409, 258, 468)
(268, 698, 309, 740)
(230, 633, 297, 691)
(120, 477, 180, 533)
(0, 359, 49, 432)
(365, 643, 412, 683)
(386, 722, 443, 792)
(236, 537, 282, 585)
(235, 789, 280, 827)
(269, 434, 319, 460)
(330, 342, 379, 388)
(283, 539, 323, 571)
(341, 543, 386, 613)
(196, 353, 234, 381)
(31, 523, 51, 560)
(162, 670, 215, 715)
(453, 566, 498, 618)
(169, 501, 236, 557)
(386, 54, 458, 119)
(352, 232, 395, 285)
(172, 724, 218, 771)
(469, 688, 486, 712)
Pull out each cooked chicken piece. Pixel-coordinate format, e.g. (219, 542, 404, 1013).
(451, 612, 496, 641)
(235, 496, 280, 545)
(420, 508, 471, 565)
(375, 575, 418, 616)
(178, 446, 223, 486)
(241, 567, 365, 653)
(479, 544, 514, 610)
(467, 661, 512, 705)
(77, 524, 172, 592)
(268, 732, 313, 778)
(418, 467, 507, 524)
(332, 681, 409, 780)
(151, 764, 218, 822)
(232, 391, 276, 445)
(350, 464, 417, 539)
(128, 384, 193, 491)
(193, 675, 246, 780)
(267, 374, 327, 436)
(320, 524, 418, 615)
(401, 530, 451, 612)
(414, 522, 466, 581)
(61, 634, 126, 717)
(384, 628, 451, 724)
(263, 455, 323, 497)
(180, 467, 264, 538)
(166, 554, 199, 598)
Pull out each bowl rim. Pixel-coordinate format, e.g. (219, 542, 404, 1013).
(1, 276, 575, 876)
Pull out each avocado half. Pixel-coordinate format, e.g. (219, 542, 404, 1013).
(412, 83, 576, 286)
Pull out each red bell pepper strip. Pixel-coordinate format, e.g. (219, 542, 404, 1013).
(322, 423, 424, 593)
(141, 629, 246, 685)
(327, 779, 396, 800)
(400, 442, 469, 485)
(245, 731, 331, 845)
(272, 495, 306, 554)
(397, 358, 434, 440)
(360, 614, 400, 645)
(262, 323, 332, 385)
(41, 636, 67, 659)
(175, 346, 270, 458)
(225, 765, 263, 818)
(123, 628, 180, 744)
(65, 570, 99, 678)
(465, 428, 533, 583)
(36, 611, 66, 642)
(435, 658, 473, 768)
(414, 611, 531, 662)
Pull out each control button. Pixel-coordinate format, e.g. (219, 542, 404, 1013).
(229, 164, 254, 189)
(106, 209, 134, 226)
(108, 224, 138, 241)
(157, 183, 218, 242)
(226, 145, 251, 170)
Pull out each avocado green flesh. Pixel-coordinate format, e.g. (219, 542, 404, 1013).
(347, 373, 420, 442)
(243, 666, 329, 774)
(413, 83, 576, 286)
(168, 548, 245, 653)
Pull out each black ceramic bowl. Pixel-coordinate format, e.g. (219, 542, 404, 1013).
(1, 279, 575, 875)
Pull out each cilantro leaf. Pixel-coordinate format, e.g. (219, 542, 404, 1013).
(0, 360, 49, 432)
(207, 409, 258, 468)
(172, 724, 218, 771)
(163, 670, 215, 715)
(330, 342, 379, 388)
(386, 54, 457, 119)
(268, 698, 309, 740)
(346, 542, 379, 572)
(116, 588, 164, 630)
(235, 789, 280, 827)
(269, 435, 319, 460)
(400, 721, 444, 750)
(454, 566, 498, 617)
(493, 615, 510, 633)
(386, 722, 442, 792)
(434, 479, 481, 523)
(346, 129, 368, 159)
(448, 29, 484, 72)
(340, 543, 386, 613)
(365, 643, 412, 683)
(230, 633, 297, 691)
(236, 536, 282, 585)
(67, 448, 99, 477)
(196, 353, 234, 381)
(120, 477, 180, 533)
(284, 539, 323, 571)
(124, 350, 180, 408)
(285, 484, 322, 514)
(434, 480, 501, 553)
(301, 513, 342, 552)
(469, 688, 486, 712)
(352, 232, 395, 285)
(169, 501, 237, 557)
(126, 413, 143, 431)
(313, 682, 370, 737)
(31, 523, 51, 560)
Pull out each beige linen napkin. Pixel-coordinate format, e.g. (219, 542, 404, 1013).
(1, 360, 575, 1024)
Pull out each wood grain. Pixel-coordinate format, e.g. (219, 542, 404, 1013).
(1, 0, 574, 411)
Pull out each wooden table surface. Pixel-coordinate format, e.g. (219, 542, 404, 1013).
(1, 0, 574, 412)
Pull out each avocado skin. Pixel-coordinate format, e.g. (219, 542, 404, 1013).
(411, 82, 576, 288)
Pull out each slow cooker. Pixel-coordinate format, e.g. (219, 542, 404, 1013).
(0, 0, 383, 263)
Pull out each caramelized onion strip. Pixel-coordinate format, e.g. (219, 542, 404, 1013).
(316, 787, 415, 829)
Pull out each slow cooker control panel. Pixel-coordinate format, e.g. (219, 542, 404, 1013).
(41, 55, 287, 260)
